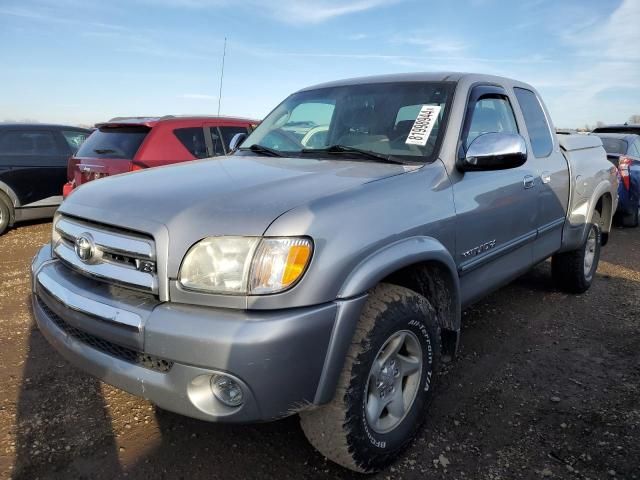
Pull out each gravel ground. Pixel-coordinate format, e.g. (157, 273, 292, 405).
(0, 221, 638, 480)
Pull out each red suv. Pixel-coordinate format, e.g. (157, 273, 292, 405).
(63, 115, 257, 197)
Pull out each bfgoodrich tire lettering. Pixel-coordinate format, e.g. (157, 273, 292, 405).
(300, 283, 441, 473)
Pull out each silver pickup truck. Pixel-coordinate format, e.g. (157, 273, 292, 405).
(31, 73, 618, 472)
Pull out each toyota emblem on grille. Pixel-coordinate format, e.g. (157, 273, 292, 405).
(75, 234, 95, 262)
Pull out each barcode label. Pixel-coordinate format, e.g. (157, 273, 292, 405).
(405, 105, 441, 146)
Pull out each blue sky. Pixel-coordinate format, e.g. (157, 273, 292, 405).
(0, 0, 638, 128)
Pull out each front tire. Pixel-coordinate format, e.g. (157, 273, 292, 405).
(300, 283, 441, 473)
(552, 211, 601, 293)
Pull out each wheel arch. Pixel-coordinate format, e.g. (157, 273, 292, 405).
(314, 237, 461, 405)
(337, 236, 461, 345)
(562, 181, 615, 252)
(594, 191, 613, 246)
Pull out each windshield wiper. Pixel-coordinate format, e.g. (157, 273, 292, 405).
(302, 144, 407, 165)
(94, 148, 117, 154)
(242, 144, 283, 157)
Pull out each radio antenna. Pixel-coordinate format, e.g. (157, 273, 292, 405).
(217, 37, 227, 116)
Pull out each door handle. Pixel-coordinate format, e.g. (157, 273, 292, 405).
(541, 171, 551, 184)
(523, 175, 535, 189)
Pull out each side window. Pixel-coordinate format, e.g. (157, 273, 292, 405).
(0, 130, 61, 156)
(174, 128, 208, 159)
(514, 87, 554, 158)
(465, 96, 518, 148)
(61, 130, 89, 154)
(219, 126, 249, 152)
(209, 128, 225, 156)
(629, 141, 640, 157)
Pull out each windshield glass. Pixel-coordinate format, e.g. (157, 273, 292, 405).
(242, 81, 454, 162)
(76, 126, 150, 159)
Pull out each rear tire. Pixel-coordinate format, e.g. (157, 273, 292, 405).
(621, 206, 639, 228)
(299, 283, 441, 473)
(0, 196, 11, 236)
(552, 210, 601, 293)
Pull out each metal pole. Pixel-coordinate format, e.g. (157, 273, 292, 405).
(217, 37, 227, 116)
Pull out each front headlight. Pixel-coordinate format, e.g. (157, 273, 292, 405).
(179, 236, 313, 295)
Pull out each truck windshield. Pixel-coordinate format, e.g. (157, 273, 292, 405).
(241, 81, 454, 162)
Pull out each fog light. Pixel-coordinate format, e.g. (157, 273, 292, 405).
(210, 374, 244, 407)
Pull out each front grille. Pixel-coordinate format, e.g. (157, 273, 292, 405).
(53, 215, 158, 294)
(37, 297, 173, 373)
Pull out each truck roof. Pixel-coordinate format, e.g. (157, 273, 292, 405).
(298, 72, 533, 92)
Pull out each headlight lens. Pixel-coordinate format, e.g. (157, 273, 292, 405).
(249, 237, 313, 294)
(179, 237, 259, 294)
(179, 236, 312, 295)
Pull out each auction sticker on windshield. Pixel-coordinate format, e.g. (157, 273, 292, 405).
(405, 105, 441, 146)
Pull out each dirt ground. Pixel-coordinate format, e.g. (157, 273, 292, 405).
(0, 221, 638, 480)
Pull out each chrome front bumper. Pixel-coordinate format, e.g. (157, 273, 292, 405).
(31, 244, 342, 422)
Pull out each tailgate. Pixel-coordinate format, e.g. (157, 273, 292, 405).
(73, 158, 134, 186)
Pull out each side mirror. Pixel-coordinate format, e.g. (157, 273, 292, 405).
(229, 133, 248, 152)
(458, 132, 527, 171)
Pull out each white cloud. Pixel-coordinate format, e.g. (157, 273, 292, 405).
(132, 0, 399, 23)
(178, 94, 218, 100)
(392, 33, 468, 55)
(539, 0, 640, 126)
(0, 5, 124, 30)
(264, 0, 396, 23)
(565, 0, 640, 61)
(347, 33, 370, 40)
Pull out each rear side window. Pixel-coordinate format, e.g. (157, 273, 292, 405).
(598, 137, 627, 155)
(514, 87, 554, 158)
(629, 141, 640, 157)
(76, 126, 149, 159)
(0, 130, 61, 155)
(219, 126, 249, 151)
(62, 130, 89, 153)
(174, 127, 208, 158)
(465, 97, 518, 148)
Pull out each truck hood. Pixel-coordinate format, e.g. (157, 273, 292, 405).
(62, 154, 415, 240)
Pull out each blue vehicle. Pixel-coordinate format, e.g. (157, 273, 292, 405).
(592, 133, 640, 227)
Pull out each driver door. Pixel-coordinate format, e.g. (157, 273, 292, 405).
(453, 85, 538, 306)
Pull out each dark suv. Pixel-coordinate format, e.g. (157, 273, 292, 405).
(592, 124, 640, 136)
(0, 124, 90, 235)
